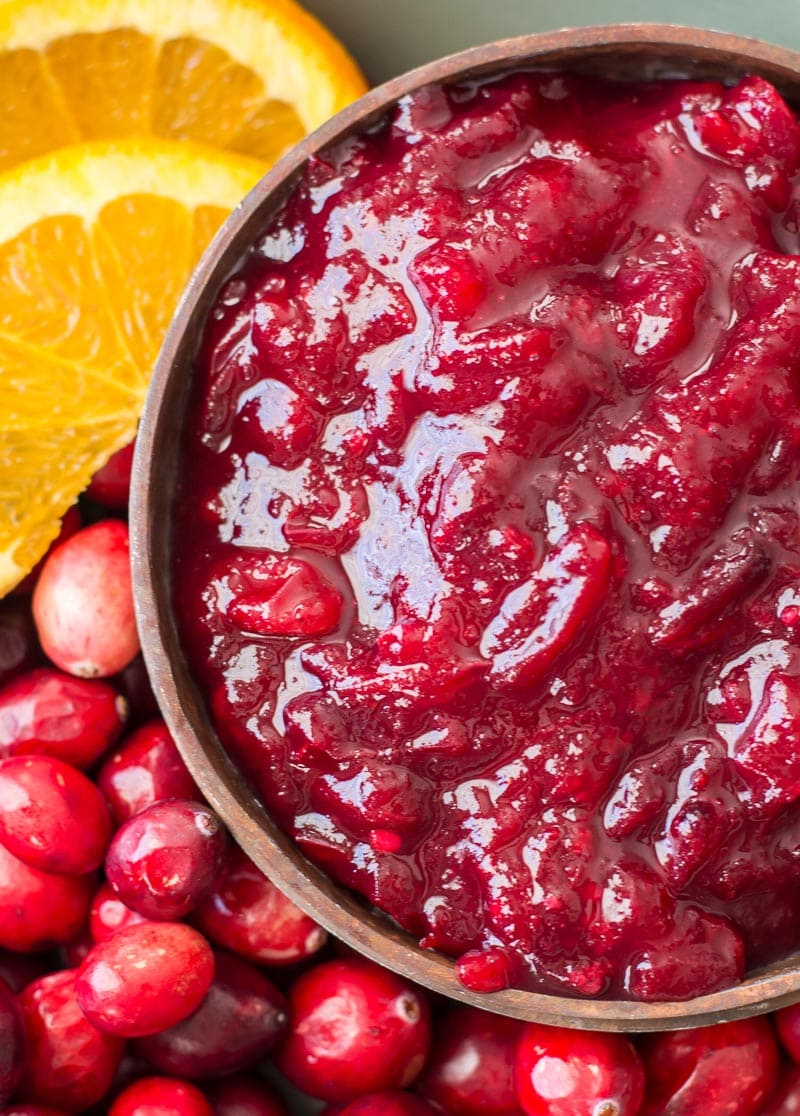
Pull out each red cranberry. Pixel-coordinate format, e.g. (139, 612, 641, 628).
(97, 719, 199, 825)
(134, 949, 287, 1079)
(207, 1072, 289, 1116)
(109, 1076, 213, 1116)
(0, 755, 111, 874)
(0, 597, 43, 687)
(417, 1006, 522, 1115)
(32, 520, 139, 678)
(515, 1026, 644, 1116)
(89, 881, 146, 942)
(0, 842, 93, 951)
(86, 442, 135, 511)
(760, 1064, 800, 1115)
(274, 958, 431, 1103)
(75, 921, 214, 1037)
(0, 976, 23, 1105)
(0, 668, 126, 768)
(336, 1094, 437, 1116)
(194, 845, 326, 965)
(776, 1002, 800, 1063)
(16, 968, 124, 1111)
(0, 950, 52, 994)
(640, 1018, 780, 1116)
(105, 799, 227, 920)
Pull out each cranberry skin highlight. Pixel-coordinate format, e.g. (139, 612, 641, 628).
(0, 668, 126, 768)
(97, 719, 199, 825)
(418, 1006, 523, 1116)
(32, 519, 139, 678)
(134, 949, 288, 1079)
(0, 755, 111, 874)
(0, 842, 93, 952)
(275, 958, 431, 1103)
(194, 844, 326, 965)
(640, 1017, 780, 1116)
(0, 976, 23, 1105)
(86, 441, 135, 511)
(208, 1074, 289, 1116)
(105, 799, 228, 920)
(75, 921, 214, 1038)
(109, 1076, 213, 1116)
(515, 1026, 644, 1116)
(16, 969, 124, 1112)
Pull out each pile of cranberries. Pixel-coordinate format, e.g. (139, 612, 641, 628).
(0, 457, 800, 1116)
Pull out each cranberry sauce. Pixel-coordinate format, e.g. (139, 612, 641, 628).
(173, 71, 800, 1001)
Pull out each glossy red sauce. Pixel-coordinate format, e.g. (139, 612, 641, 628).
(173, 70, 800, 1000)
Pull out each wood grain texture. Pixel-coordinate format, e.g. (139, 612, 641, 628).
(130, 25, 800, 1031)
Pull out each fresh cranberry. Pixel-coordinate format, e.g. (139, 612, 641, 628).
(111, 657, 160, 726)
(16, 968, 124, 1111)
(0, 598, 43, 687)
(97, 719, 199, 825)
(0, 842, 93, 952)
(207, 1072, 289, 1115)
(336, 1094, 437, 1116)
(86, 442, 135, 511)
(640, 1017, 780, 1115)
(14, 507, 83, 596)
(0, 668, 126, 768)
(88, 881, 146, 942)
(417, 1006, 522, 1115)
(75, 921, 214, 1037)
(134, 949, 287, 1079)
(274, 958, 431, 1103)
(0, 976, 23, 1105)
(32, 519, 139, 678)
(194, 845, 326, 965)
(0, 755, 111, 874)
(0, 950, 52, 994)
(760, 1064, 800, 1115)
(109, 1076, 213, 1116)
(776, 1002, 800, 1063)
(515, 1025, 644, 1116)
(105, 799, 227, 920)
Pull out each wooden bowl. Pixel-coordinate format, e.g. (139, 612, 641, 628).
(131, 24, 800, 1031)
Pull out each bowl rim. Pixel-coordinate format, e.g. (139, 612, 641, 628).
(131, 22, 800, 1030)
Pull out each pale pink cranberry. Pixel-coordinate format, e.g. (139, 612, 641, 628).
(0, 755, 111, 874)
(14, 507, 82, 596)
(105, 799, 227, 920)
(0, 976, 23, 1105)
(640, 1018, 780, 1116)
(0, 842, 93, 952)
(97, 719, 199, 825)
(109, 1076, 213, 1116)
(0, 597, 43, 687)
(75, 921, 214, 1038)
(134, 949, 288, 1079)
(16, 969, 124, 1111)
(208, 1073, 289, 1116)
(32, 520, 139, 678)
(418, 1006, 523, 1115)
(86, 442, 135, 511)
(274, 958, 431, 1103)
(89, 881, 146, 942)
(516, 1026, 644, 1116)
(194, 845, 326, 965)
(0, 668, 127, 768)
(760, 1064, 800, 1115)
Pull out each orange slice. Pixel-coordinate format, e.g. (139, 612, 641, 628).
(0, 0, 366, 170)
(0, 138, 265, 595)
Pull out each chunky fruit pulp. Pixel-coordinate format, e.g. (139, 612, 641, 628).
(174, 69, 800, 1000)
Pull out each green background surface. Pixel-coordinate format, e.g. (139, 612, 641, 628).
(303, 0, 800, 83)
